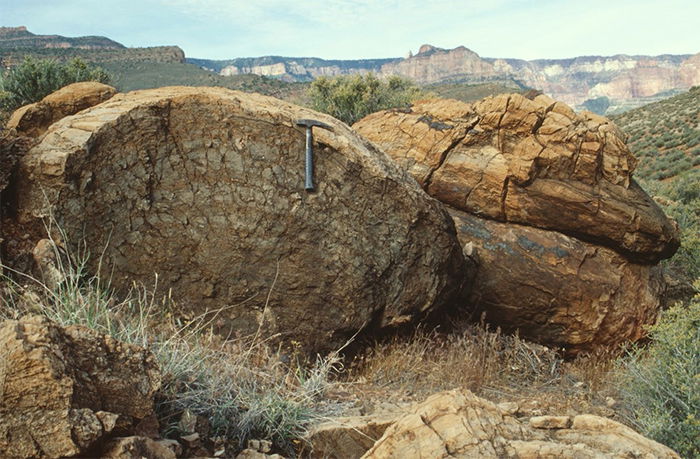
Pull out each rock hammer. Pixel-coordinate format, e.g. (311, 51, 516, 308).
(296, 118, 332, 192)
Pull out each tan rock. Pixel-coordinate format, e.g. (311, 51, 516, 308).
(101, 436, 176, 459)
(362, 389, 679, 458)
(0, 315, 161, 458)
(7, 81, 117, 137)
(307, 414, 397, 458)
(451, 209, 665, 354)
(11, 86, 471, 353)
(529, 415, 571, 429)
(354, 94, 679, 263)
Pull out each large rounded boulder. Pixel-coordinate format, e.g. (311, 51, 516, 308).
(355, 94, 679, 263)
(354, 94, 678, 353)
(12, 86, 470, 352)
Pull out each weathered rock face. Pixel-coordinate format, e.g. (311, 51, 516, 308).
(355, 94, 679, 263)
(6, 81, 117, 137)
(354, 94, 677, 353)
(451, 210, 665, 352)
(0, 315, 161, 458)
(11, 86, 470, 352)
(379, 45, 496, 84)
(362, 389, 679, 458)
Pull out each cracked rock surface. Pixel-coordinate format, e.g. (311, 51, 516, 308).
(11, 86, 470, 352)
(354, 94, 677, 353)
(354, 93, 679, 263)
(361, 389, 679, 458)
(0, 315, 161, 458)
(451, 209, 664, 353)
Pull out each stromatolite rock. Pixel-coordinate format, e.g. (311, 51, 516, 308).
(12, 86, 470, 352)
(354, 94, 679, 263)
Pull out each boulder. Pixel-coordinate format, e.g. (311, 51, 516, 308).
(354, 94, 679, 263)
(354, 94, 676, 352)
(0, 315, 161, 458)
(452, 209, 665, 354)
(6, 81, 117, 137)
(307, 414, 397, 458)
(362, 389, 679, 458)
(11, 86, 470, 352)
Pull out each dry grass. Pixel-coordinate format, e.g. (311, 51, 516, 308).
(345, 323, 621, 417)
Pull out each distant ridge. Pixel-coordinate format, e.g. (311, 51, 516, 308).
(0, 27, 184, 67)
(0, 26, 124, 50)
(190, 44, 700, 110)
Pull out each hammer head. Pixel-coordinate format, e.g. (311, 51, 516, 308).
(296, 118, 332, 130)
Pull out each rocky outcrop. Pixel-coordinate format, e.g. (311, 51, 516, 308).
(9, 86, 470, 353)
(354, 94, 678, 353)
(361, 389, 679, 458)
(379, 45, 496, 84)
(0, 315, 161, 458)
(451, 210, 665, 352)
(6, 81, 117, 137)
(355, 94, 679, 263)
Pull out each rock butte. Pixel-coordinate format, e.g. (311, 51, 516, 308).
(9, 85, 472, 353)
(354, 93, 679, 354)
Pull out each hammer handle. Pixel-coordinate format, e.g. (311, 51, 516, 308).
(305, 127, 314, 191)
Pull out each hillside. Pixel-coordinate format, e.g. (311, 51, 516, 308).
(100, 61, 307, 101)
(613, 86, 700, 180)
(0, 26, 123, 49)
(427, 79, 527, 103)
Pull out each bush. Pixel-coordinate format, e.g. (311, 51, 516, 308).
(0, 56, 110, 111)
(619, 290, 700, 457)
(308, 73, 422, 125)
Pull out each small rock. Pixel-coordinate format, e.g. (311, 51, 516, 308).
(156, 439, 183, 457)
(530, 415, 572, 429)
(180, 432, 200, 449)
(606, 397, 617, 407)
(101, 436, 176, 459)
(497, 402, 519, 415)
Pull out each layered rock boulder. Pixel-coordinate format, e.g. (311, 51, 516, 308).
(355, 94, 678, 263)
(6, 81, 117, 137)
(452, 210, 665, 350)
(10, 86, 470, 352)
(361, 389, 678, 458)
(0, 315, 161, 458)
(354, 94, 679, 353)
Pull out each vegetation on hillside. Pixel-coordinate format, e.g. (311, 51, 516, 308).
(428, 80, 526, 103)
(613, 87, 700, 181)
(0, 56, 110, 111)
(619, 287, 700, 457)
(308, 73, 423, 125)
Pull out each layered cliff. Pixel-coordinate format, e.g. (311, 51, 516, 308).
(202, 44, 700, 111)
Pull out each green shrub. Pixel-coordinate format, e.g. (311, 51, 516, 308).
(619, 290, 700, 457)
(0, 56, 110, 111)
(308, 73, 422, 125)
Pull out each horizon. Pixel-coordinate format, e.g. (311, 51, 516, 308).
(1, 0, 699, 61)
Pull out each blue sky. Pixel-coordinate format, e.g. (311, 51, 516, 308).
(1, 0, 698, 60)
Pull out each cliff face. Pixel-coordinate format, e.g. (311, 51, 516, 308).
(204, 45, 700, 110)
